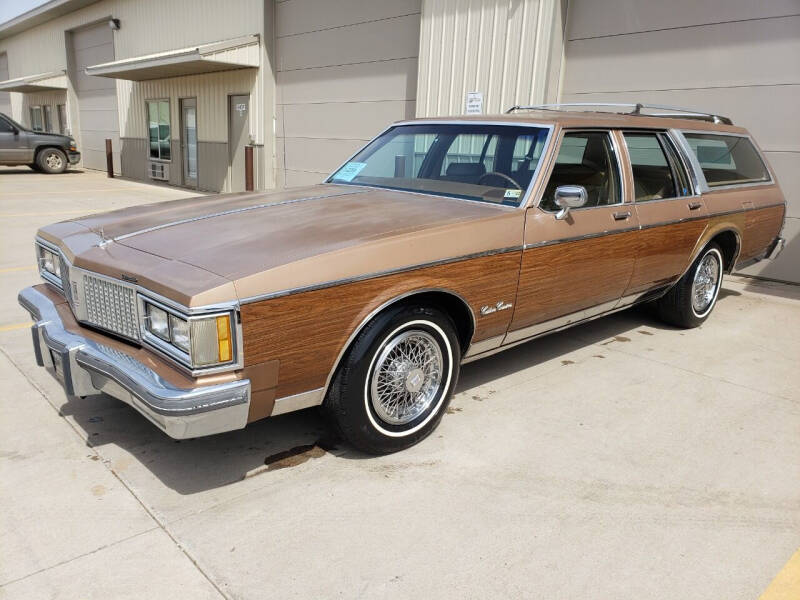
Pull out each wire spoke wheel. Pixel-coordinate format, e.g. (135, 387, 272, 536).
(370, 329, 443, 425)
(691, 251, 720, 314)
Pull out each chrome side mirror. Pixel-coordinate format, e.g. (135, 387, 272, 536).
(554, 185, 587, 220)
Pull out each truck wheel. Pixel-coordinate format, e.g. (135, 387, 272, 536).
(655, 243, 724, 328)
(323, 304, 460, 454)
(37, 148, 68, 174)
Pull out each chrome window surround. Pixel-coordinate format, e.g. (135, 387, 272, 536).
(325, 120, 556, 210)
(672, 129, 775, 193)
(35, 238, 65, 290)
(533, 128, 627, 212)
(617, 129, 699, 203)
(34, 237, 243, 377)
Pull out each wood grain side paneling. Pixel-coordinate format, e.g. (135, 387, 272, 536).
(626, 218, 709, 294)
(741, 205, 785, 261)
(241, 251, 522, 398)
(510, 230, 637, 332)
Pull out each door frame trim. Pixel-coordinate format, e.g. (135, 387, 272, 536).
(227, 92, 251, 193)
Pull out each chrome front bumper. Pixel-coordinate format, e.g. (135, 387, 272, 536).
(18, 286, 251, 439)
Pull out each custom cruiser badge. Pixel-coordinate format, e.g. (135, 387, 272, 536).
(480, 301, 513, 316)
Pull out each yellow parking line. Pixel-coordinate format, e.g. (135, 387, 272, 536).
(760, 547, 800, 600)
(0, 322, 32, 332)
(0, 265, 36, 273)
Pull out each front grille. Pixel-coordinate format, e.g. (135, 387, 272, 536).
(83, 274, 140, 340)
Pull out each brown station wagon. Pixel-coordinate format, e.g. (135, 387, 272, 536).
(19, 103, 786, 454)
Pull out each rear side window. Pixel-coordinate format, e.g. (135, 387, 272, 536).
(683, 133, 769, 188)
(624, 132, 676, 201)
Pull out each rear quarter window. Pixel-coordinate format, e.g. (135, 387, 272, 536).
(683, 133, 770, 188)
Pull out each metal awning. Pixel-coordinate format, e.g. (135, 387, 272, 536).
(0, 70, 67, 92)
(85, 35, 260, 81)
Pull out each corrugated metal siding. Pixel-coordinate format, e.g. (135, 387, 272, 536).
(117, 68, 259, 142)
(275, 0, 421, 187)
(416, 0, 564, 117)
(0, 0, 263, 78)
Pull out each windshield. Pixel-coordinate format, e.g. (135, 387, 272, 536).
(327, 123, 550, 206)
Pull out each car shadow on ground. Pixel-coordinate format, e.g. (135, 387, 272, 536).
(0, 167, 86, 175)
(55, 301, 718, 495)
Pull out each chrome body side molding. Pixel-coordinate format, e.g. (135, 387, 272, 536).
(239, 247, 523, 305)
(271, 388, 325, 416)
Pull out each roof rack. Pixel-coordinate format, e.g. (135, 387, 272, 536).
(505, 102, 733, 125)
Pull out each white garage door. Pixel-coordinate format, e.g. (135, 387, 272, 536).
(70, 23, 120, 172)
(560, 1, 800, 283)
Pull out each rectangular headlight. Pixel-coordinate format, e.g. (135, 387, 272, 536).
(170, 314, 190, 353)
(146, 304, 170, 341)
(140, 298, 235, 370)
(36, 242, 63, 288)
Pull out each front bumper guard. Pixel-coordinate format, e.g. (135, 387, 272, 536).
(18, 286, 250, 439)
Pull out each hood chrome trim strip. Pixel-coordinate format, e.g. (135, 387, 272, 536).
(110, 189, 366, 243)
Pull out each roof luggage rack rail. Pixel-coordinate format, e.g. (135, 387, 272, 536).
(505, 102, 733, 125)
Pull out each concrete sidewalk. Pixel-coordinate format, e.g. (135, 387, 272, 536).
(1, 167, 799, 599)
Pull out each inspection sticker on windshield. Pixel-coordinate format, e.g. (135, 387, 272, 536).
(504, 189, 522, 199)
(333, 162, 367, 182)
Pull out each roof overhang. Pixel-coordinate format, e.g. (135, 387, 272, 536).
(0, 70, 67, 92)
(0, 0, 100, 40)
(85, 35, 260, 81)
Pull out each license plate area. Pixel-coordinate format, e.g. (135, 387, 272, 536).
(50, 349, 64, 381)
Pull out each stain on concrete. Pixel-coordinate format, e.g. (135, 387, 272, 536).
(593, 354, 605, 359)
(602, 335, 631, 345)
(561, 360, 575, 365)
(638, 330, 654, 336)
(260, 437, 338, 472)
(471, 394, 484, 402)
(91, 484, 106, 497)
(446, 406, 463, 414)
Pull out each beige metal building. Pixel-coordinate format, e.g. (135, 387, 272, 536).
(0, 0, 796, 282)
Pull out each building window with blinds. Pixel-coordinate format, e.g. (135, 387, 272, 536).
(146, 99, 171, 161)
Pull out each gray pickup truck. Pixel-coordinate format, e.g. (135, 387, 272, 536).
(0, 112, 80, 174)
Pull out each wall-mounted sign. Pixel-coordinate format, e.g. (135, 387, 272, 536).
(465, 91, 483, 114)
(235, 103, 247, 116)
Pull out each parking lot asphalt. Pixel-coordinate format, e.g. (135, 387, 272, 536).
(1, 166, 799, 599)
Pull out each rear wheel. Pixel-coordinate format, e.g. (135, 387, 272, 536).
(323, 304, 460, 454)
(37, 148, 68, 174)
(655, 244, 724, 328)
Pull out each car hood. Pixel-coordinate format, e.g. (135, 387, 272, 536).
(40, 184, 522, 304)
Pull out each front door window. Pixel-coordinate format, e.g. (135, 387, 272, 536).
(539, 131, 621, 211)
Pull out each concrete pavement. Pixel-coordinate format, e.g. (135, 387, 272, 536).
(1, 166, 799, 599)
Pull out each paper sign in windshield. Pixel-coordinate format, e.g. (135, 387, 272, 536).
(504, 189, 522, 199)
(333, 162, 366, 182)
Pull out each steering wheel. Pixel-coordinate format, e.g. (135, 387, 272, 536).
(477, 171, 522, 189)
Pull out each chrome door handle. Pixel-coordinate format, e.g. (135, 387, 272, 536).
(688, 201, 702, 210)
(613, 211, 631, 221)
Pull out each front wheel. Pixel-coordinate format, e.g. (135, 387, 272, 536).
(655, 244, 724, 328)
(37, 148, 68, 174)
(323, 305, 460, 454)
